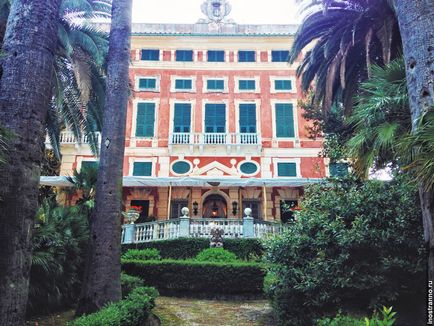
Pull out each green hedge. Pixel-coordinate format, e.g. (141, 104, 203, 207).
(68, 286, 158, 326)
(120, 273, 144, 298)
(122, 259, 266, 296)
(122, 237, 263, 260)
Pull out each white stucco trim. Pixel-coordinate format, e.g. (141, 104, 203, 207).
(234, 76, 261, 93)
(135, 75, 161, 92)
(170, 75, 197, 93)
(273, 158, 302, 178)
(270, 76, 297, 94)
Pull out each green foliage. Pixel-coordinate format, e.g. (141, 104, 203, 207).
(347, 58, 410, 176)
(264, 175, 425, 325)
(195, 248, 238, 263)
(317, 306, 397, 326)
(120, 273, 144, 298)
(28, 199, 89, 315)
(121, 249, 161, 261)
(68, 286, 158, 326)
(122, 237, 264, 261)
(291, 0, 400, 113)
(122, 259, 266, 296)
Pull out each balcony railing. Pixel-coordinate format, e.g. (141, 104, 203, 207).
(169, 132, 261, 146)
(121, 217, 285, 244)
(45, 131, 101, 145)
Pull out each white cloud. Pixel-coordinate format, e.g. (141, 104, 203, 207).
(132, 0, 301, 24)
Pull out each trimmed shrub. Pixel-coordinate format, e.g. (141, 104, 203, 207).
(122, 237, 263, 260)
(195, 248, 238, 263)
(120, 273, 144, 298)
(122, 259, 266, 296)
(68, 286, 158, 326)
(265, 175, 425, 325)
(316, 306, 397, 326)
(121, 248, 161, 261)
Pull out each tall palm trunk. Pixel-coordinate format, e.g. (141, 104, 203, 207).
(76, 0, 132, 315)
(0, 0, 61, 325)
(394, 0, 434, 282)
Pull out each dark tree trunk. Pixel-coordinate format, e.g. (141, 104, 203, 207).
(0, 0, 61, 325)
(76, 0, 132, 315)
(394, 0, 434, 283)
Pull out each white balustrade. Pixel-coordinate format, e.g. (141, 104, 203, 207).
(122, 218, 284, 244)
(45, 131, 101, 145)
(169, 132, 261, 146)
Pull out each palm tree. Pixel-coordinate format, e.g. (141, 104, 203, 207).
(291, 0, 400, 113)
(346, 58, 411, 176)
(295, 0, 434, 283)
(0, 0, 62, 324)
(76, 0, 132, 315)
(0, 0, 111, 158)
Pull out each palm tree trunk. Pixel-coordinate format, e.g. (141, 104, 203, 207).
(394, 0, 434, 283)
(0, 0, 61, 325)
(76, 0, 132, 315)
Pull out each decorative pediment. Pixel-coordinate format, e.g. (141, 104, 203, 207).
(191, 161, 238, 176)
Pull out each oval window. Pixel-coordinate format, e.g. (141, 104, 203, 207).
(172, 161, 191, 175)
(240, 162, 258, 175)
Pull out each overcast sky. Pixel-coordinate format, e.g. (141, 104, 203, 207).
(132, 0, 302, 24)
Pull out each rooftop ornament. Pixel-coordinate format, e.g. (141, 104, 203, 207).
(198, 0, 235, 25)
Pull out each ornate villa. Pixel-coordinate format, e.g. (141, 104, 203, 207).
(41, 0, 338, 241)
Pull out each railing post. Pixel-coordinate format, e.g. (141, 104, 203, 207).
(123, 223, 136, 244)
(179, 207, 190, 238)
(243, 208, 254, 238)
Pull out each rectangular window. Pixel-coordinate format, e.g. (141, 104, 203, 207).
(274, 79, 292, 91)
(175, 79, 193, 90)
(173, 103, 191, 133)
(239, 80, 256, 90)
(170, 200, 189, 218)
(205, 104, 226, 133)
(81, 161, 98, 170)
(133, 162, 152, 176)
(207, 79, 225, 91)
(138, 78, 157, 90)
(176, 50, 193, 62)
(330, 163, 349, 177)
(141, 49, 159, 61)
(271, 50, 290, 62)
(277, 162, 297, 177)
(275, 103, 295, 137)
(239, 104, 257, 133)
(238, 51, 256, 62)
(135, 103, 155, 137)
(242, 200, 261, 220)
(207, 50, 225, 62)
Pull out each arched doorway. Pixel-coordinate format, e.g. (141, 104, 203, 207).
(203, 194, 227, 218)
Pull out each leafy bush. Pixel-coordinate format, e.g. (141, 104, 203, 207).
(121, 273, 144, 298)
(265, 175, 425, 325)
(28, 199, 89, 315)
(121, 248, 161, 261)
(195, 248, 238, 263)
(122, 259, 265, 296)
(122, 237, 263, 260)
(68, 286, 158, 326)
(317, 306, 397, 326)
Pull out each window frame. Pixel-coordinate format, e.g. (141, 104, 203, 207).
(203, 77, 228, 93)
(202, 101, 228, 134)
(170, 160, 193, 176)
(170, 76, 196, 93)
(238, 50, 256, 62)
(129, 158, 156, 177)
(136, 76, 160, 92)
(132, 100, 159, 139)
(175, 50, 194, 62)
(271, 100, 298, 139)
(207, 50, 225, 62)
(237, 160, 260, 176)
(271, 50, 290, 62)
(270, 76, 296, 93)
(273, 158, 301, 178)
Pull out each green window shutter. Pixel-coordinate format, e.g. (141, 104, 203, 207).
(81, 161, 98, 170)
(176, 50, 193, 62)
(239, 104, 257, 133)
(139, 78, 157, 89)
(277, 163, 297, 177)
(174, 103, 191, 133)
(205, 104, 226, 133)
(141, 49, 159, 61)
(207, 79, 224, 90)
(175, 79, 192, 90)
(208, 50, 225, 62)
(271, 50, 290, 62)
(330, 163, 349, 177)
(133, 162, 152, 176)
(275, 103, 295, 137)
(136, 103, 155, 137)
(239, 80, 255, 90)
(238, 51, 256, 62)
(275, 80, 292, 90)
